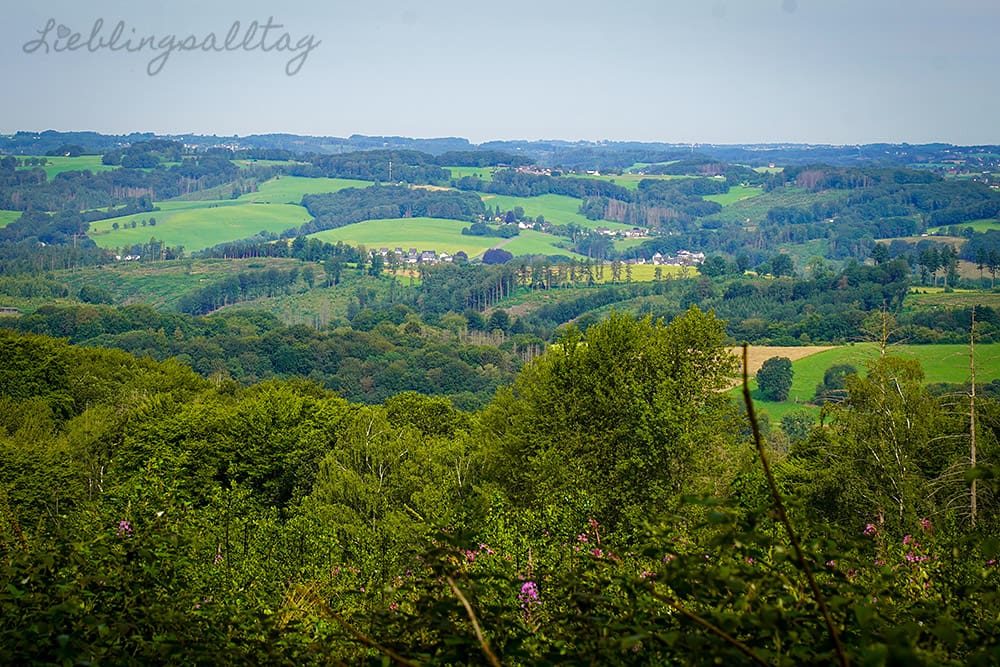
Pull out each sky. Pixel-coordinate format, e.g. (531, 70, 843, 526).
(3, 0, 999, 145)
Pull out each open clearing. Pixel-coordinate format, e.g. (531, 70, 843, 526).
(310, 218, 498, 256)
(705, 186, 765, 207)
(89, 202, 310, 252)
(733, 342, 1000, 421)
(0, 210, 21, 228)
(236, 176, 373, 203)
(479, 193, 634, 230)
(15, 155, 117, 179)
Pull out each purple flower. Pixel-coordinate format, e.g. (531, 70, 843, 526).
(519, 581, 540, 607)
(116, 520, 132, 537)
(919, 517, 932, 532)
(577, 533, 589, 543)
(863, 523, 877, 536)
(214, 551, 223, 565)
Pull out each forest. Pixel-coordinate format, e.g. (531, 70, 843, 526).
(1, 309, 998, 664)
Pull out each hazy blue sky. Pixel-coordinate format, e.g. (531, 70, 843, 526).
(4, 0, 998, 145)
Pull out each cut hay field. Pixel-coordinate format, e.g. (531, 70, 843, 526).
(15, 155, 117, 179)
(704, 186, 765, 207)
(736, 342, 1000, 421)
(89, 202, 310, 252)
(478, 193, 634, 230)
(0, 210, 21, 228)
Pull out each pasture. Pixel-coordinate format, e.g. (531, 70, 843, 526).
(479, 193, 634, 230)
(568, 172, 695, 190)
(236, 176, 374, 204)
(905, 288, 1000, 310)
(704, 185, 764, 207)
(310, 218, 498, 256)
(928, 218, 1000, 234)
(14, 155, 117, 179)
(0, 210, 21, 228)
(446, 166, 494, 182)
(739, 342, 1000, 421)
(89, 202, 310, 252)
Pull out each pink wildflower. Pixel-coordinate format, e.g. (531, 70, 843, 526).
(863, 523, 877, 536)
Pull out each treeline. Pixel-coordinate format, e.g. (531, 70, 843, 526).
(290, 149, 451, 184)
(641, 155, 768, 185)
(4, 304, 519, 407)
(176, 266, 307, 315)
(0, 153, 241, 213)
(299, 185, 485, 233)
(457, 168, 632, 200)
(461, 221, 519, 238)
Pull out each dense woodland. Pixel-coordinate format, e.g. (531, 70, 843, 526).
(1, 310, 998, 664)
(2, 133, 1000, 663)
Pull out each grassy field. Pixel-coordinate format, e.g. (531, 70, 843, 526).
(703, 186, 850, 225)
(89, 202, 310, 252)
(928, 218, 1000, 234)
(310, 218, 499, 256)
(52, 258, 305, 310)
(568, 172, 694, 190)
(236, 176, 373, 204)
(446, 166, 495, 182)
(905, 288, 1000, 310)
(0, 210, 21, 228)
(15, 155, 117, 179)
(479, 193, 634, 230)
(738, 342, 1000, 422)
(704, 185, 765, 207)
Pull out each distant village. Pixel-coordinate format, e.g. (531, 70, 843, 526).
(373, 246, 705, 267)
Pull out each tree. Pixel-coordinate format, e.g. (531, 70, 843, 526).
(756, 356, 793, 401)
(769, 253, 795, 277)
(481, 307, 740, 540)
(813, 363, 857, 404)
(482, 248, 513, 265)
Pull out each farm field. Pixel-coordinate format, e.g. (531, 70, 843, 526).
(905, 288, 1000, 309)
(740, 342, 1000, 422)
(310, 218, 498, 256)
(0, 210, 20, 227)
(479, 193, 634, 230)
(236, 176, 373, 203)
(704, 185, 765, 207)
(14, 155, 117, 178)
(928, 218, 1000, 234)
(89, 201, 310, 252)
(446, 166, 494, 182)
(568, 172, 694, 189)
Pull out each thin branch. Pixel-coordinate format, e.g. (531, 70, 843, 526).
(646, 586, 769, 667)
(742, 345, 848, 667)
(447, 576, 502, 667)
(305, 591, 421, 667)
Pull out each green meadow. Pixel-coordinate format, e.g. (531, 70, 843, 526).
(89, 202, 310, 252)
(446, 166, 495, 182)
(15, 155, 117, 179)
(569, 172, 695, 190)
(309, 217, 589, 259)
(744, 342, 1000, 422)
(704, 185, 765, 207)
(479, 193, 634, 230)
(905, 288, 1000, 310)
(0, 210, 21, 228)
(310, 218, 498, 256)
(928, 218, 1000, 234)
(236, 176, 374, 203)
